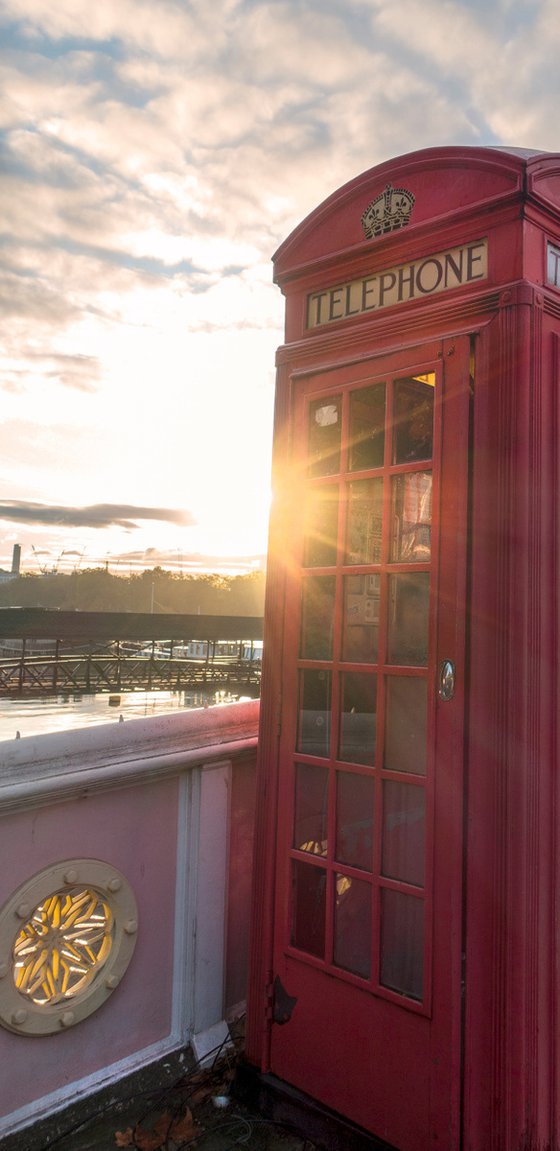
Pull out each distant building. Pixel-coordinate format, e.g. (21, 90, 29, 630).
(0, 544, 21, 582)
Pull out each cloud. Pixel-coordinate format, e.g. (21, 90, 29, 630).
(0, 0, 512, 308)
(0, 349, 101, 392)
(0, 0, 557, 570)
(0, 501, 196, 529)
(0, 259, 83, 326)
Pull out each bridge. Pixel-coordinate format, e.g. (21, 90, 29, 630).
(0, 609, 263, 696)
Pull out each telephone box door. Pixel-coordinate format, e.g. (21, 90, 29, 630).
(268, 335, 469, 1151)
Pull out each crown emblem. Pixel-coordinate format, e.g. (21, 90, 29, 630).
(361, 183, 415, 239)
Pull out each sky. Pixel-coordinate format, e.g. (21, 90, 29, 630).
(0, 0, 558, 575)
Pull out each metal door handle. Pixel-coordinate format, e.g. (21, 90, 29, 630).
(438, 659, 455, 701)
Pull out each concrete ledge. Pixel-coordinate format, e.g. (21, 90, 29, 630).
(0, 1048, 192, 1151)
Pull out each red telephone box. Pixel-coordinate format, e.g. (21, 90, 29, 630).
(245, 147, 560, 1151)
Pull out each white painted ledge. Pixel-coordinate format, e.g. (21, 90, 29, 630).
(0, 699, 259, 811)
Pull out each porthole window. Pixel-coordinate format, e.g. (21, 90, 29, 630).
(0, 860, 138, 1035)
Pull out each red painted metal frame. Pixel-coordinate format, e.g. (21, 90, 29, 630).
(280, 349, 443, 1022)
(247, 147, 560, 1151)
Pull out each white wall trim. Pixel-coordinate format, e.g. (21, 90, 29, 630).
(192, 762, 231, 1036)
(171, 770, 194, 1044)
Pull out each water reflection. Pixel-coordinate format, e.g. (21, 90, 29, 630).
(0, 688, 256, 743)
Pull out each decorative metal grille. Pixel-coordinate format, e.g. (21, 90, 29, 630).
(13, 889, 113, 1005)
(0, 860, 138, 1035)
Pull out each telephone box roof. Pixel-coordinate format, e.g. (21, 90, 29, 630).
(273, 145, 560, 283)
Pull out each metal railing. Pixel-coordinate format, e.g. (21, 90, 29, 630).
(0, 645, 262, 695)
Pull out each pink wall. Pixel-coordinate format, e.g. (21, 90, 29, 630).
(0, 776, 179, 1118)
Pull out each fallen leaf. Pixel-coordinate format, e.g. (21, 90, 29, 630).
(114, 1130, 134, 1148)
(133, 1129, 165, 1151)
(153, 1112, 174, 1136)
(170, 1107, 202, 1142)
(132, 1111, 175, 1151)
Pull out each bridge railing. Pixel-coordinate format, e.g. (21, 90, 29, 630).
(0, 699, 259, 1149)
(0, 648, 262, 695)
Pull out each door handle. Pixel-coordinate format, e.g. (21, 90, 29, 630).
(438, 659, 455, 702)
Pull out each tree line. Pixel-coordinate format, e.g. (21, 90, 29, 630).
(0, 568, 265, 617)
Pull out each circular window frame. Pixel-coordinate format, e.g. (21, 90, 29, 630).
(0, 859, 138, 1036)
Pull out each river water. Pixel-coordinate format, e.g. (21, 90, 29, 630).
(0, 688, 257, 744)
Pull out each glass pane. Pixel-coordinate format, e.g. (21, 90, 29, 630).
(380, 889, 424, 1001)
(382, 781, 425, 887)
(345, 478, 383, 565)
(335, 771, 374, 870)
(387, 573, 430, 666)
(349, 383, 385, 471)
(338, 672, 377, 766)
(393, 375, 434, 464)
(390, 472, 432, 562)
(384, 677, 427, 775)
(297, 670, 331, 757)
(308, 396, 342, 477)
(300, 576, 335, 660)
(291, 861, 326, 958)
(303, 485, 339, 567)
(334, 875, 372, 978)
(294, 763, 328, 856)
(342, 574, 379, 663)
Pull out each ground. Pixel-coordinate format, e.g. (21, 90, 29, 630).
(38, 1026, 315, 1151)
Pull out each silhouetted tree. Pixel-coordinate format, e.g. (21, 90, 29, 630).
(0, 569, 265, 616)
